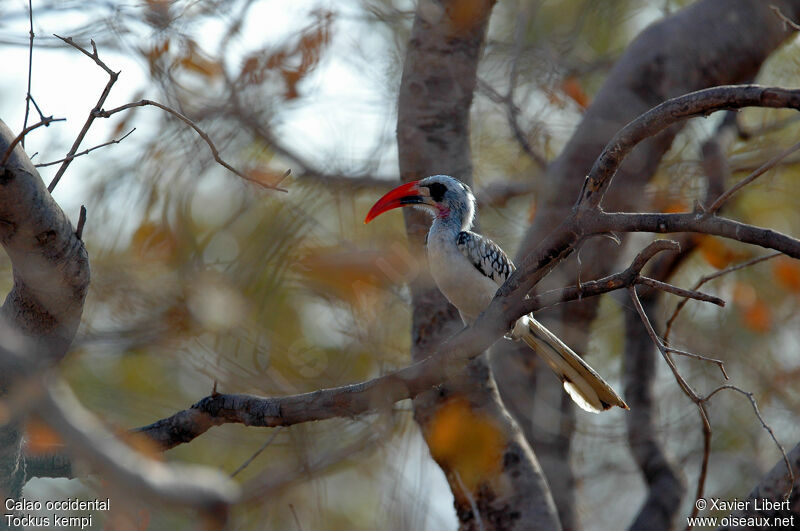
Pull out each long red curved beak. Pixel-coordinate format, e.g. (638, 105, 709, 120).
(364, 180, 424, 223)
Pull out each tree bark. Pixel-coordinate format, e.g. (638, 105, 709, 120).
(397, 1, 560, 527)
(718, 441, 800, 530)
(0, 120, 90, 501)
(490, 0, 800, 528)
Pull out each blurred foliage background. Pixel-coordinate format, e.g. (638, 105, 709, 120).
(1, 0, 800, 529)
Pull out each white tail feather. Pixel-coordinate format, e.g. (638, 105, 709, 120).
(512, 316, 628, 413)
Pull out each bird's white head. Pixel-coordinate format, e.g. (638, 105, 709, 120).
(364, 175, 476, 231)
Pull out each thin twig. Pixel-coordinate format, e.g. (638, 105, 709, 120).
(288, 504, 303, 531)
(49, 35, 120, 192)
(93, 100, 289, 191)
(75, 206, 87, 240)
(704, 384, 794, 499)
(770, 4, 800, 31)
(707, 140, 800, 212)
(27, 95, 46, 123)
(1, 116, 65, 167)
(689, 404, 712, 528)
(629, 286, 715, 527)
(230, 427, 283, 478)
(54, 34, 115, 75)
(577, 86, 800, 212)
(517, 240, 681, 315)
(628, 287, 703, 402)
(36, 128, 136, 168)
(477, 79, 547, 169)
(664, 252, 782, 341)
(21, 0, 36, 147)
(630, 284, 790, 526)
(665, 347, 728, 379)
(637, 276, 725, 306)
(50, 35, 286, 193)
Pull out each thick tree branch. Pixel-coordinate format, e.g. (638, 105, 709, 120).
(136, 365, 438, 450)
(596, 212, 800, 258)
(0, 117, 237, 521)
(577, 86, 800, 210)
(500, 86, 800, 306)
(134, 241, 688, 451)
(0, 119, 89, 363)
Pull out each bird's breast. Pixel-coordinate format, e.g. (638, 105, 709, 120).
(426, 231, 497, 325)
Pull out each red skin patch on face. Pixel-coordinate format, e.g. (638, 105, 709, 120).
(436, 205, 450, 218)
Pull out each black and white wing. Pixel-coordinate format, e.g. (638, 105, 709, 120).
(456, 230, 515, 286)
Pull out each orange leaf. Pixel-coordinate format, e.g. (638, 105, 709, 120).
(241, 55, 261, 78)
(244, 168, 288, 187)
(298, 245, 418, 304)
(164, 303, 192, 335)
(697, 235, 738, 269)
(732, 282, 756, 307)
(447, 0, 493, 34)
(25, 418, 62, 454)
(741, 298, 771, 334)
(282, 69, 302, 100)
(180, 54, 222, 78)
(425, 397, 506, 494)
(661, 201, 688, 214)
(773, 257, 800, 293)
(178, 43, 222, 78)
(527, 199, 537, 223)
(562, 76, 590, 109)
(132, 222, 178, 263)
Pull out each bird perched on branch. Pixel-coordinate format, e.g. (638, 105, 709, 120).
(365, 175, 628, 412)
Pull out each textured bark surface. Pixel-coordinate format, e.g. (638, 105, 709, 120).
(397, 0, 560, 528)
(0, 119, 90, 501)
(719, 441, 800, 530)
(490, 1, 800, 528)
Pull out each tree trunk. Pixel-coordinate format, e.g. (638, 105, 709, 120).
(0, 120, 90, 509)
(397, 1, 560, 527)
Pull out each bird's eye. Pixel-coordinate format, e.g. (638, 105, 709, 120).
(427, 182, 447, 202)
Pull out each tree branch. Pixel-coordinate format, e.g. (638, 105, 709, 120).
(49, 35, 119, 192)
(578, 85, 800, 210)
(719, 440, 800, 530)
(664, 251, 782, 341)
(596, 212, 800, 259)
(93, 100, 288, 191)
(35, 127, 135, 168)
(135, 241, 686, 450)
(1, 116, 64, 167)
(502, 5, 800, 524)
(50, 36, 287, 192)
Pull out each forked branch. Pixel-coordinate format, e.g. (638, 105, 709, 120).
(49, 35, 287, 192)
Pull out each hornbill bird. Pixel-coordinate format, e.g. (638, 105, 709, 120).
(365, 175, 628, 412)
